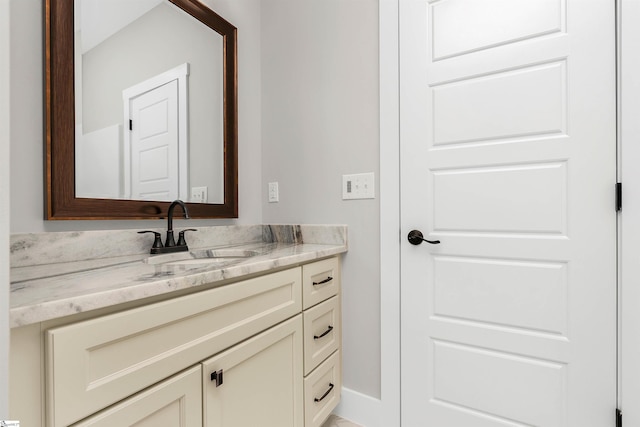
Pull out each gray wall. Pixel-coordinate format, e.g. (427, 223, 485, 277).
(260, 0, 381, 398)
(1, 0, 10, 416)
(81, 3, 224, 200)
(8, 0, 381, 403)
(10, 0, 263, 233)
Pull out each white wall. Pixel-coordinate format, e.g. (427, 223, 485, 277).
(1, 0, 10, 416)
(260, 0, 381, 399)
(9, 0, 263, 233)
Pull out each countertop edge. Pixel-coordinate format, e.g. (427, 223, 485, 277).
(10, 244, 347, 328)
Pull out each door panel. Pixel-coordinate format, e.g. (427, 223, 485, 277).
(400, 0, 616, 425)
(432, 62, 566, 146)
(432, 341, 565, 426)
(130, 80, 179, 200)
(433, 256, 567, 334)
(431, 0, 563, 60)
(432, 163, 567, 234)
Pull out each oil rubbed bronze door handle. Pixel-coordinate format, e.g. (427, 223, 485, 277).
(407, 229, 440, 245)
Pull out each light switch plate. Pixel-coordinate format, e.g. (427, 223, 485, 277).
(268, 182, 279, 203)
(343, 172, 375, 200)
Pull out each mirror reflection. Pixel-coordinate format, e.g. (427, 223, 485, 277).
(73, 0, 224, 204)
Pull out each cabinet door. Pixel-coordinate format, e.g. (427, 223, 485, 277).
(203, 316, 303, 427)
(72, 365, 202, 427)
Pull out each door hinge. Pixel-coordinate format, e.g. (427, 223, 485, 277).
(129, 119, 133, 131)
(617, 408, 623, 427)
(616, 182, 622, 212)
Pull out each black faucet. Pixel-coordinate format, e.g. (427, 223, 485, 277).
(165, 199, 189, 247)
(138, 200, 197, 254)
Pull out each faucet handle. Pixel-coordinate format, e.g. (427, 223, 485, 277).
(138, 231, 164, 249)
(177, 229, 197, 246)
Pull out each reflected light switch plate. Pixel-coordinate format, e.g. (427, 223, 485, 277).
(268, 182, 279, 203)
(191, 186, 208, 203)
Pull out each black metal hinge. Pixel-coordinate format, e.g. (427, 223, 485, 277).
(617, 408, 623, 427)
(616, 183, 623, 212)
(129, 119, 133, 131)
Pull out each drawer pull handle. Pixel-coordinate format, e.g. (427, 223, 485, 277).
(211, 369, 224, 387)
(314, 325, 334, 340)
(313, 276, 333, 286)
(314, 383, 335, 403)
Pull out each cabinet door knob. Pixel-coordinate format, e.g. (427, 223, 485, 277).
(211, 369, 224, 387)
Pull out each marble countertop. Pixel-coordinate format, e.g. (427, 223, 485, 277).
(10, 225, 347, 328)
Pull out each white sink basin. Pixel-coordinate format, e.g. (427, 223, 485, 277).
(144, 247, 262, 266)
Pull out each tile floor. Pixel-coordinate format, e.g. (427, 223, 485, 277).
(322, 414, 364, 427)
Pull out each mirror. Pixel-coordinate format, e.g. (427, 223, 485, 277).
(45, 0, 238, 219)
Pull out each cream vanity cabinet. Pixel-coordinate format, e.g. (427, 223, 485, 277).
(10, 257, 341, 427)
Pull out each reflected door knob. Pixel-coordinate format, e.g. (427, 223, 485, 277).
(407, 229, 440, 245)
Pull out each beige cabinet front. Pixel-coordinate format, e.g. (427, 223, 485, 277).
(46, 268, 301, 427)
(11, 256, 342, 427)
(202, 316, 304, 427)
(303, 296, 341, 375)
(72, 366, 202, 427)
(304, 351, 342, 427)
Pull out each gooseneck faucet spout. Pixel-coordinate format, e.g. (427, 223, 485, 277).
(166, 200, 190, 247)
(138, 200, 197, 254)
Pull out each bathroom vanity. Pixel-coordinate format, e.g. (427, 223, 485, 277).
(9, 225, 346, 427)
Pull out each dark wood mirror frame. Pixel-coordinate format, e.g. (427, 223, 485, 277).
(45, 0, 238, 220)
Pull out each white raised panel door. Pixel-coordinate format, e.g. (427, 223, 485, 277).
(400, 0, 616, 426)
(130, 79, 179, 201)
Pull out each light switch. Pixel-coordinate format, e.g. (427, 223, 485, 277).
(342, 172, 375, 200)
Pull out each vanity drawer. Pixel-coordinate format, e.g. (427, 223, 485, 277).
(304, 350, 342, 427)
(46, 267, 302, 427)
(302, 257, 340, 309)
(72, 365, 202, 427)
(303, 296, 340, 375)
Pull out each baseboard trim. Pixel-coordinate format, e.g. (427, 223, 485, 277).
(333, 387, 382, 427)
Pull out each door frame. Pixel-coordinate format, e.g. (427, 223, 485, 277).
(619, 0, 640, 424)
(379, 0, 401, 426)
(122, 63, 190, 200)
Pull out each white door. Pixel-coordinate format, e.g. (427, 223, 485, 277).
(130, 80, 179, 201)
(400, 0, 617, 426)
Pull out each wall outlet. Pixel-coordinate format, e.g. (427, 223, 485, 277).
(343, 172, 375, 200)
(268, 182, 279, 203)
(191, 186, 208, 203)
